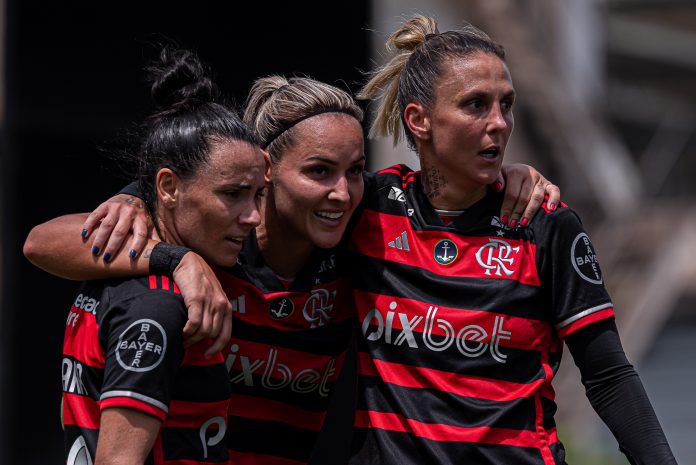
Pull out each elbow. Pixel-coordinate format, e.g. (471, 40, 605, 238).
(23, 225, 47, 265)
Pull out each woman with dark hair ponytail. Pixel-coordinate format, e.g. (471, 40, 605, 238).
(27, 47, 266, 465)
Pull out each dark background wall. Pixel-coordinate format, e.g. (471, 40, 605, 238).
(1, 2, 368, 464)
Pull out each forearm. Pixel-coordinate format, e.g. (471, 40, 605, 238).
(95, 407, 161, 465)
(23, 214, 153, 280)
(566, 319, 677, 465)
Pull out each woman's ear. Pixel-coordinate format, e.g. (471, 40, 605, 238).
(261, 149, 273, 184)
(156, 168, 180, 209)
(404, 102, 432, 142)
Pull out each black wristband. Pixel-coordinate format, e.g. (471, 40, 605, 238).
(149, 242, 191, 276)
(118, 181, 143, 198)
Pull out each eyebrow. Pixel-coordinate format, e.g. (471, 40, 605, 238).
(218, 182, 254, 190)
(305, 154, 367, 165)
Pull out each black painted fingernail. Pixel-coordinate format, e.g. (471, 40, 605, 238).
(103, 252, 112, 262)
(81, 229, 88, 238)
(128, 249, 137, 258)
(91, 246, 100, 255)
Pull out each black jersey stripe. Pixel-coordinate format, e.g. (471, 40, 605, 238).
(160, 425, 229, 463)
(61, 355, 104, 399)
(172, 364, 231, 402)
(232, 318, 353, 356)
(356, 325, 549, 384)
(228, 376, 336, 413)
(349, 426, 549, 465)
(351, 254, 548, 320)
(356, 375, 538, 431)
(227, 416, 318, 463)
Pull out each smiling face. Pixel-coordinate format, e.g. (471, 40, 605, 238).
(164, 139, 267, 267)
(269, 113, 365, 250)
(419, 51, 515, 196)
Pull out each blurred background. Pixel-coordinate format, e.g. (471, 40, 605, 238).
(1, 1, 694, 464)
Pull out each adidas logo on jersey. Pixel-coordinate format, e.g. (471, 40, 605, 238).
(387, 186, 406, 202)
(387, 231, 410, 251)
(231, 295, 246, 314)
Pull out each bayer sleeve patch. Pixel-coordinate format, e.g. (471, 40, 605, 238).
(570, 233, 603, 284)
(115, 319, 167, 372)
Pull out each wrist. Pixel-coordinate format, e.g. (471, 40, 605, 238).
(149, 242, 191, 276)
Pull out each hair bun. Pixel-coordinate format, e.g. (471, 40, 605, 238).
(147, 46, 219, 112)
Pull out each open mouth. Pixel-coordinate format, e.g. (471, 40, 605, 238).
(479, 146, 500, 159)
(315, 211, 344, 220)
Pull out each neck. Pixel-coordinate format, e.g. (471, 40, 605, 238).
(419, 155, 487, 210)
(255, 195, 314, 279)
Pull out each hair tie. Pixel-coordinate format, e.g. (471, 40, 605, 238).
(424, 33, 438, 41)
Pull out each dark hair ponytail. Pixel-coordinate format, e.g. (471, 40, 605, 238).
(137, 46, 258, 216)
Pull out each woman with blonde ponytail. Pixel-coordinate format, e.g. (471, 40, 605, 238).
(347, 14, 677, 465)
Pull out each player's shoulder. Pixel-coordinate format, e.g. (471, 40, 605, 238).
(529, 197, 583, 231)
(373, 164, 417, 185)
(101, 275, 185, 311)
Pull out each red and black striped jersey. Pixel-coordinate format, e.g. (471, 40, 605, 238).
(62, 275, 231, 465)
(216, 230, 355, 465)
(347, 165, 614, 465)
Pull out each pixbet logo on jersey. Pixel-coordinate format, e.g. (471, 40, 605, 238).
(226, 344, 336, 397)
(475, 238, 520, 276)
(115, 319, 167, 372)
(199, 416, 226, 459)
(361, 302, 512, 363)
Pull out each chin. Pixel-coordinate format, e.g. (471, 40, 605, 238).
(312, 232, 344, 249)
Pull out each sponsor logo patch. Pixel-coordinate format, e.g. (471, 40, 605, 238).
(115, 319, 167, 372)
(269, 297, 294, 320)
(571, 232, 602, 284)
(434, 239, 458, 265)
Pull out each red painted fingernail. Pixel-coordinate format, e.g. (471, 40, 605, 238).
(494, 181, 503, 191)
(509, 219, 518, 228)
(501, 215, 508, 225)
(520, 217, 529, 227)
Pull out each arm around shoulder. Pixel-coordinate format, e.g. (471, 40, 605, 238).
(23, 213, 154, 280)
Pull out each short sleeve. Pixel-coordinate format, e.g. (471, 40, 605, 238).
(98, 290, 187, 420)
(537, 208, 614, 338)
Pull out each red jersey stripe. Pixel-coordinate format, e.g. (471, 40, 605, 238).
(162, 275, 170, 291)
(181, 340, 227, 366)
(162, 399, 230, 428)
(358, 353, 546, 402)
(100, 396, 167, 421)
(229, 339, 342, 380)
(229, 393, 326, 432)
(228, 450, 306, 465)
(149, 275, 157, 290)
(351, 211, 541, 286)
(354, 410, 559, 449)
(63, 393, 100, 429)
(556, 308, 614, 339)
(63, 308, 105, 367)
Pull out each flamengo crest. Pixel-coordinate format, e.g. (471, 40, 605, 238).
(475, 238, 520, 276)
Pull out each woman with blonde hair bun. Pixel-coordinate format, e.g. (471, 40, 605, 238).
(347, 14, 677, 465)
